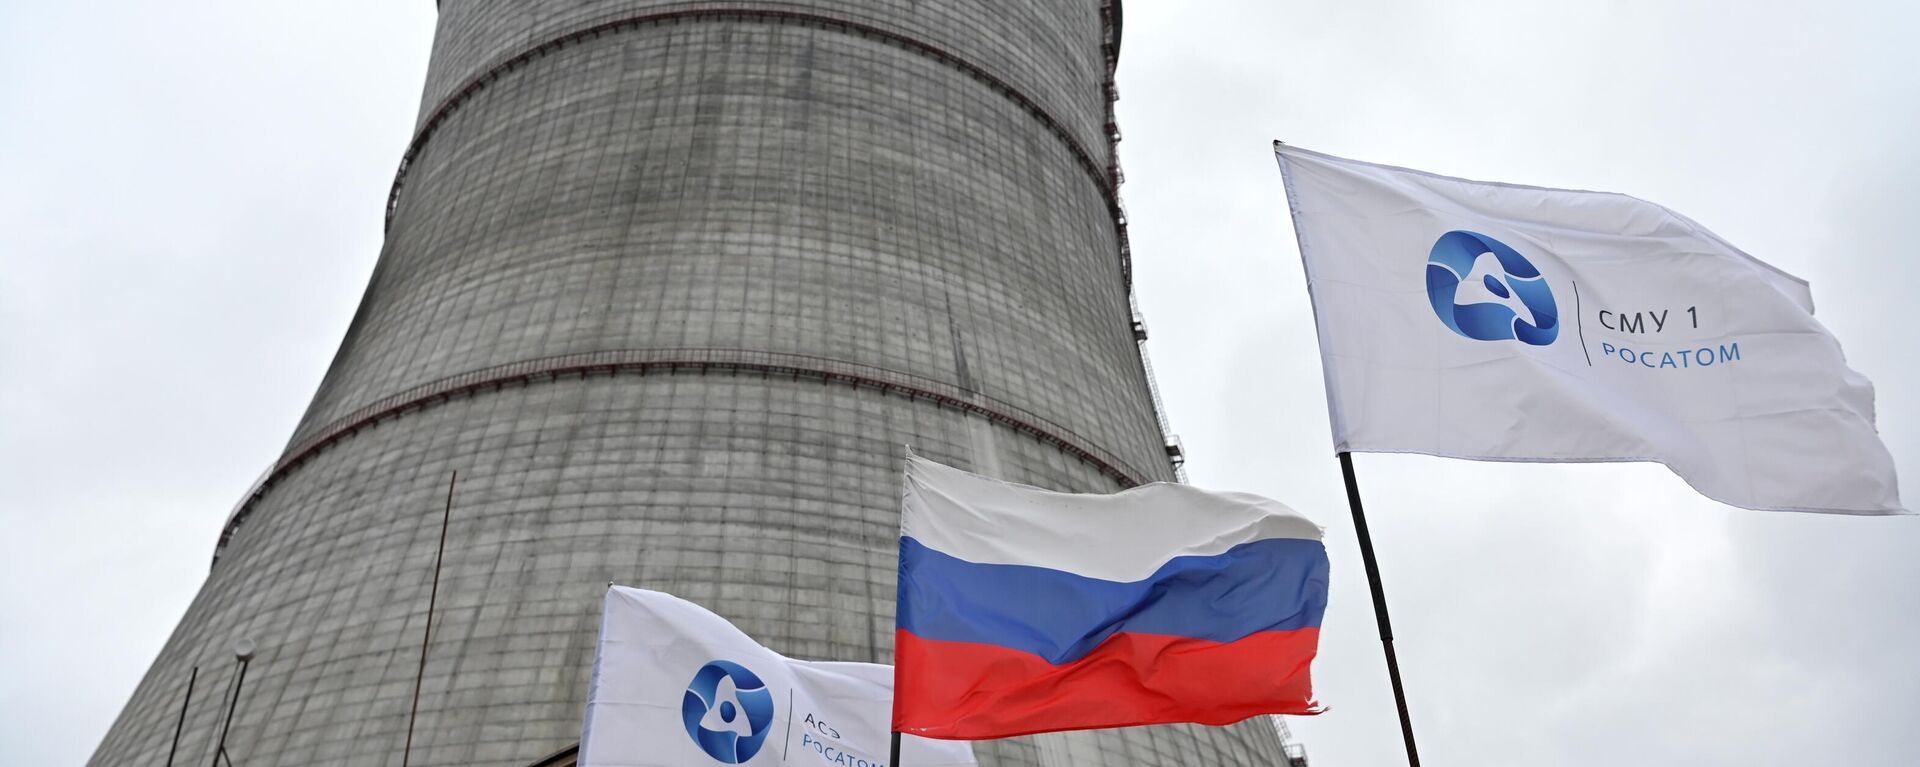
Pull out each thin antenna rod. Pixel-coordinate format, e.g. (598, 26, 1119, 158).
(403, 471, 457, 767)
(1338, 452, 1421, 766)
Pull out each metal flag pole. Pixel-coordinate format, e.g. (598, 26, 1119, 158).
(892, 448, 909, 767)
(209, 639, 254, 767)
(1338, 451, 1422, 766)
(403, 471, 458, 767)
(165, 665, 198, 767)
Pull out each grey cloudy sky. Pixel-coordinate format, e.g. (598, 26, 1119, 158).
(3, 1, 1915, 765)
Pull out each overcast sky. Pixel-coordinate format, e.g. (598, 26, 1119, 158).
(3, 1, 1916, 765)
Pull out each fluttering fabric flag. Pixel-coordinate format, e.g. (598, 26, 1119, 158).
(580, 586, 976, 767)
(1274, 143, 1905, 515)
(892, 457, 1328, 740)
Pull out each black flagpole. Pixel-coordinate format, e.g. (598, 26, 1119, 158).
(889, 731, 902, 766)
(1338, 451, 1421, 766)
(165, 665, 197, 767)
(209, 641, 252, 767)
(403, 471, 457, 767)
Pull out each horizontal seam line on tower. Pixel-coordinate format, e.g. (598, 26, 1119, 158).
(383, 7, 1121, 239)
(212, 348, 1151, 567)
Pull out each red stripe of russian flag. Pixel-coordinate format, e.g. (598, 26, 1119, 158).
(894, 629, 1322, 739)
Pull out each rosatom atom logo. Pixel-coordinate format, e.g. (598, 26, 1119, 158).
(1425, 230, 1559, 346)
(682, 661, 776, 763)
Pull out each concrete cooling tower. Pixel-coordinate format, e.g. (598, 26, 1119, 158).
(89, 2, 1292, 764)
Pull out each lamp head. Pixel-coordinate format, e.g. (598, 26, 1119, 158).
(232, 638, 256, 662)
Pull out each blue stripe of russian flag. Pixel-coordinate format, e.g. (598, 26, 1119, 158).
(897, 536, 1329, 665)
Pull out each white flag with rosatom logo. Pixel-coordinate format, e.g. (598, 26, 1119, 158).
(1274, 143, 1904, 515)
(580, 586, 977, 767)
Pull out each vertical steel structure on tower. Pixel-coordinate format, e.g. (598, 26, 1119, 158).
(90, 2, 1291, 765)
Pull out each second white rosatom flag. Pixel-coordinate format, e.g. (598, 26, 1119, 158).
(580, 586, 976, 767)
(1274, 143, 1903, 515)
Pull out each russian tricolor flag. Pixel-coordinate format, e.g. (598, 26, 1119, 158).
(893, 457, 1328, 740)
